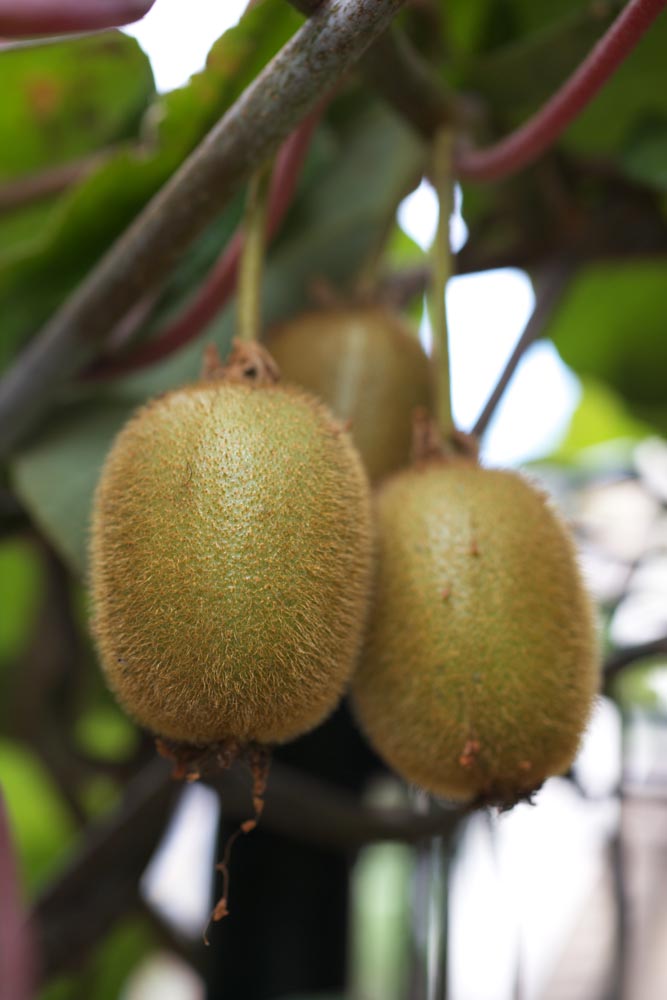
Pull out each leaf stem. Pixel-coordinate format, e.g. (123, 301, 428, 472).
(237, 161, 272, 343)
(455, 0, 667, 183)
(429, 128, 455, 442)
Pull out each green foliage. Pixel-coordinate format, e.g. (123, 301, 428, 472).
(38, 916, 156, 1000)
(74, 704, 139, 762)
(548, 261, 667, 432)
(553, 377, 652, 463)
(0, 32, 154, 181)
(12, 400, 131, 573)
(612, 659, 667, 715)
(0, 537, 42, 664)
(0, 739, 75, 890)
(0, 0, 303, 367)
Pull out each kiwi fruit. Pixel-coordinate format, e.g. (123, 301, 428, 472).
(266, 305, 433, 482)
(89, 370, 373, 749)
(351, 460, 599, 806)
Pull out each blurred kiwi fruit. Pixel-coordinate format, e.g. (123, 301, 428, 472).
(266, 304, 433, 482)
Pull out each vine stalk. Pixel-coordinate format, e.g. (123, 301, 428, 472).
(237, 161, 273, 344)
(429, 129, 455, 443)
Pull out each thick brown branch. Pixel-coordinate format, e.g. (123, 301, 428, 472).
(0, 0, 407, 458)
(290, 0, 458, 137)
(33, 759, 181, 981)
(472, 261, 574, 438)
(208, 760, 463, 851)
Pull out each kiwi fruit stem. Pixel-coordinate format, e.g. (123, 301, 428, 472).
(428, 127, 455, 443)
(237, 158, 273, 344)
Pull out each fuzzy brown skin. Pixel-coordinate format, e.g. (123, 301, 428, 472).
(266, 305, 433, 483)
(351, 462, 600, 806)
(90, 381, 373, 746)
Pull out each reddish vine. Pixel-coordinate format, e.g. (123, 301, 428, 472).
(456, 0, 667, 182)
(0, 0, 154, 35)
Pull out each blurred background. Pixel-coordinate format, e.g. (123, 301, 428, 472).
(2, 0, 667, 998)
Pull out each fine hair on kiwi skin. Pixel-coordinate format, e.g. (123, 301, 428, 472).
(265, 303, 434, 483)
(88, 341, 374, 779)
(351, 436, 600, 810)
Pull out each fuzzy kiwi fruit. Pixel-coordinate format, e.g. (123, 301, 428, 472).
(89, 372, 373, 749)
(351, 460, 599, 806)
(266, 305, 433, 482)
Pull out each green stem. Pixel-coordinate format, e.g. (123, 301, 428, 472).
(428, 128, 455, 441)
(237, 160, 273, 343)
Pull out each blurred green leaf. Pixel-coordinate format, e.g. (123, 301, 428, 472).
(88, 916, 156, 1000)
(350, 843, 413, 1000)
(0, 739, 75, 890)
(458, 3, 609, 113)
(620, 118, 667, 190)
(612, 659, 667, 714)
(12, 101, 424, 576)
(552, 377, 651, 462)
(0, 538, 42, 664)
(0, 32, 154, 182)
(75, 704, 138, 762)
(12, 400, 131, 573)
(562, 16, 667, 166)
(276, 995, 347, 1000)
(386, 223, 425, 270)
(37, 916, 156, 1000)
(548, 260, 667, 431)
(0, 0, 302, 368)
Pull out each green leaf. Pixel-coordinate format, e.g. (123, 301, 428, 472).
(276, 995, 347, 1000)
(87, 918, 156, 1000)
(0, 0, 302, 367)
(551, 377, 651, 463)
(11, 101, 424, 576)
(620, 118, 667, 190)
(458, 3, 609, 114)
(547, 259, 667, 432)
(0, 538, 42, 665)
(562, 16, 667, 166)
(0, 739, 76, 891)
(74, 704, 139, 762)
(612, 659, 667, 715)
(12, 400, 132, 574)
(0, 32, 154, 182)
(37, 917, 156, 1000)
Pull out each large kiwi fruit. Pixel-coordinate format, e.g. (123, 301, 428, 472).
(89, 363, 373, 751)
(351, 459, 599, 807)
